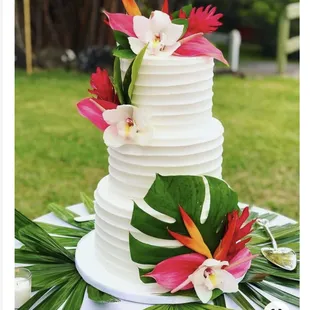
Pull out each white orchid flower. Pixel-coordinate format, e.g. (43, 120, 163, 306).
(103, 105, 152, 147)
(171, 259, 239, 304)
(128, 10, 184, 57)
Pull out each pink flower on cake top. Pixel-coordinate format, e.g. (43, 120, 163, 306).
(104, 0, 228, 64)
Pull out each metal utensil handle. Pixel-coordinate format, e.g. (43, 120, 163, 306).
(257, 219, 278, 250)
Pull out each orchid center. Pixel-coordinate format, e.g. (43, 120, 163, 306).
(126, 117, 134, 127)
(149, 33, 165, 55)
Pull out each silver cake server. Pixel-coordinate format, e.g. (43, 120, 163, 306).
(257, 218, 297, 271)
(74, 214, 96, 222)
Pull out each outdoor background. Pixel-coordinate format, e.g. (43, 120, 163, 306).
(15, 0, 299, 220)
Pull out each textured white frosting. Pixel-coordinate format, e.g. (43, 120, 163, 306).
(94, 56, 224, 286)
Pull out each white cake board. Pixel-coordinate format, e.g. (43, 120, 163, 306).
(75, 230, 198, 305)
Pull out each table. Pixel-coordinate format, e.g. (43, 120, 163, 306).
(16, 203, 299, 310)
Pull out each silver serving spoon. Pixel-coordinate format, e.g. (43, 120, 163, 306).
(257, 219, 297, 271)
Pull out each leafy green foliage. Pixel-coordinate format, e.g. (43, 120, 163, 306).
(37, 222, 87, 238)
(63, 279, 87, 310)
(113, 57, 125, 105)
(113, 31, 130, 49)
(123, 60, 134, 104)
(15, 208, 119, 308)
(48, 203, 94, 231)
(113, 46, 136, 59)
(227, 292, 255, 310)
(87, 285, 120, 303)
(213, 294, 226, 307)
(15, 197, 300, 310)
(15, 210, 74, 263)
(130, 175, 239, 268)
(171, 4, 193, 19)
(239, 283, 271, 308)
(80, 192, 95, 214)
(252, 281, 299, 306)
(128, 44, 148, 100)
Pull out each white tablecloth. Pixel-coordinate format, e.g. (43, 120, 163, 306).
(16, 204, 299, 310)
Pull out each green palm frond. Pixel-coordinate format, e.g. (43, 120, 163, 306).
(15, 191, 299, 310)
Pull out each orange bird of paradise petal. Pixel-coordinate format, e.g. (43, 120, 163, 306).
(168, 206, 213, 259)
(122, 0, 142, 16)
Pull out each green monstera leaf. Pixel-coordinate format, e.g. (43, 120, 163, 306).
(129, 175, 239, 272)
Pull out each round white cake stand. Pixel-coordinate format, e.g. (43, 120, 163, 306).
(75, 230, 198, 305)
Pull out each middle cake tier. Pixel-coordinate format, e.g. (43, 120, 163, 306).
(108, 117, 224, 199)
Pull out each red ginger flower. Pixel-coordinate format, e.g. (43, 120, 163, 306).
(185, 5, 223, 37)
(77, 68, 118, 131)
(214, 207, 256, 262)
(89, 68, 119, 105)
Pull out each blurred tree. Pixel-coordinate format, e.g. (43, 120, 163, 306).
(193, 0, 299, 57)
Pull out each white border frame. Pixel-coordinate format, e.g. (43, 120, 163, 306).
(1, 0, 15, 309)
(0, 1, 307, 309)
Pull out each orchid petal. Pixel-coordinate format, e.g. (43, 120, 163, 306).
(77, 98, 109, 131)
(103, 105, 133, 125)
(193, 284, 213, 304)
(213, 269, 239, 293)
(159, 42, 180, 57)
(161, 0, 169, 14)
(132, 107, 148, 128)
(122, 0, 142, 16)
(226, 248, 257, 279)
(190, 268, 213, 304)
(103, 125, 126, 147)
(133, 16, 152, 43)
(135, 127, 153, 145)
(163, 23, 184, 45)
(203, 259, 229, 268)
(149, 10, 171, 34)
(175, 36, 228, 66)
(128, 37, 146, 55)
(145, 253, 205, 291)
(103, 11, 136, 37)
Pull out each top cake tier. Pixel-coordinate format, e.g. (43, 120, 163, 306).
(120, 56, 215, 142)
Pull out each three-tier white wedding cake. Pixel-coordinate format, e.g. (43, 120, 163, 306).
(94, 56, 224, 288)
(75, 1, 231, 301)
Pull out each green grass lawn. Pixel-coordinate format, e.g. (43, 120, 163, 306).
(15, 69, 299, 220)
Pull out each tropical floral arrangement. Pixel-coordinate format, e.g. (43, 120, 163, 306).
(76, 0, 228, 148)
(15, 177, 300, 309)
(104, 0, 227, 63)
